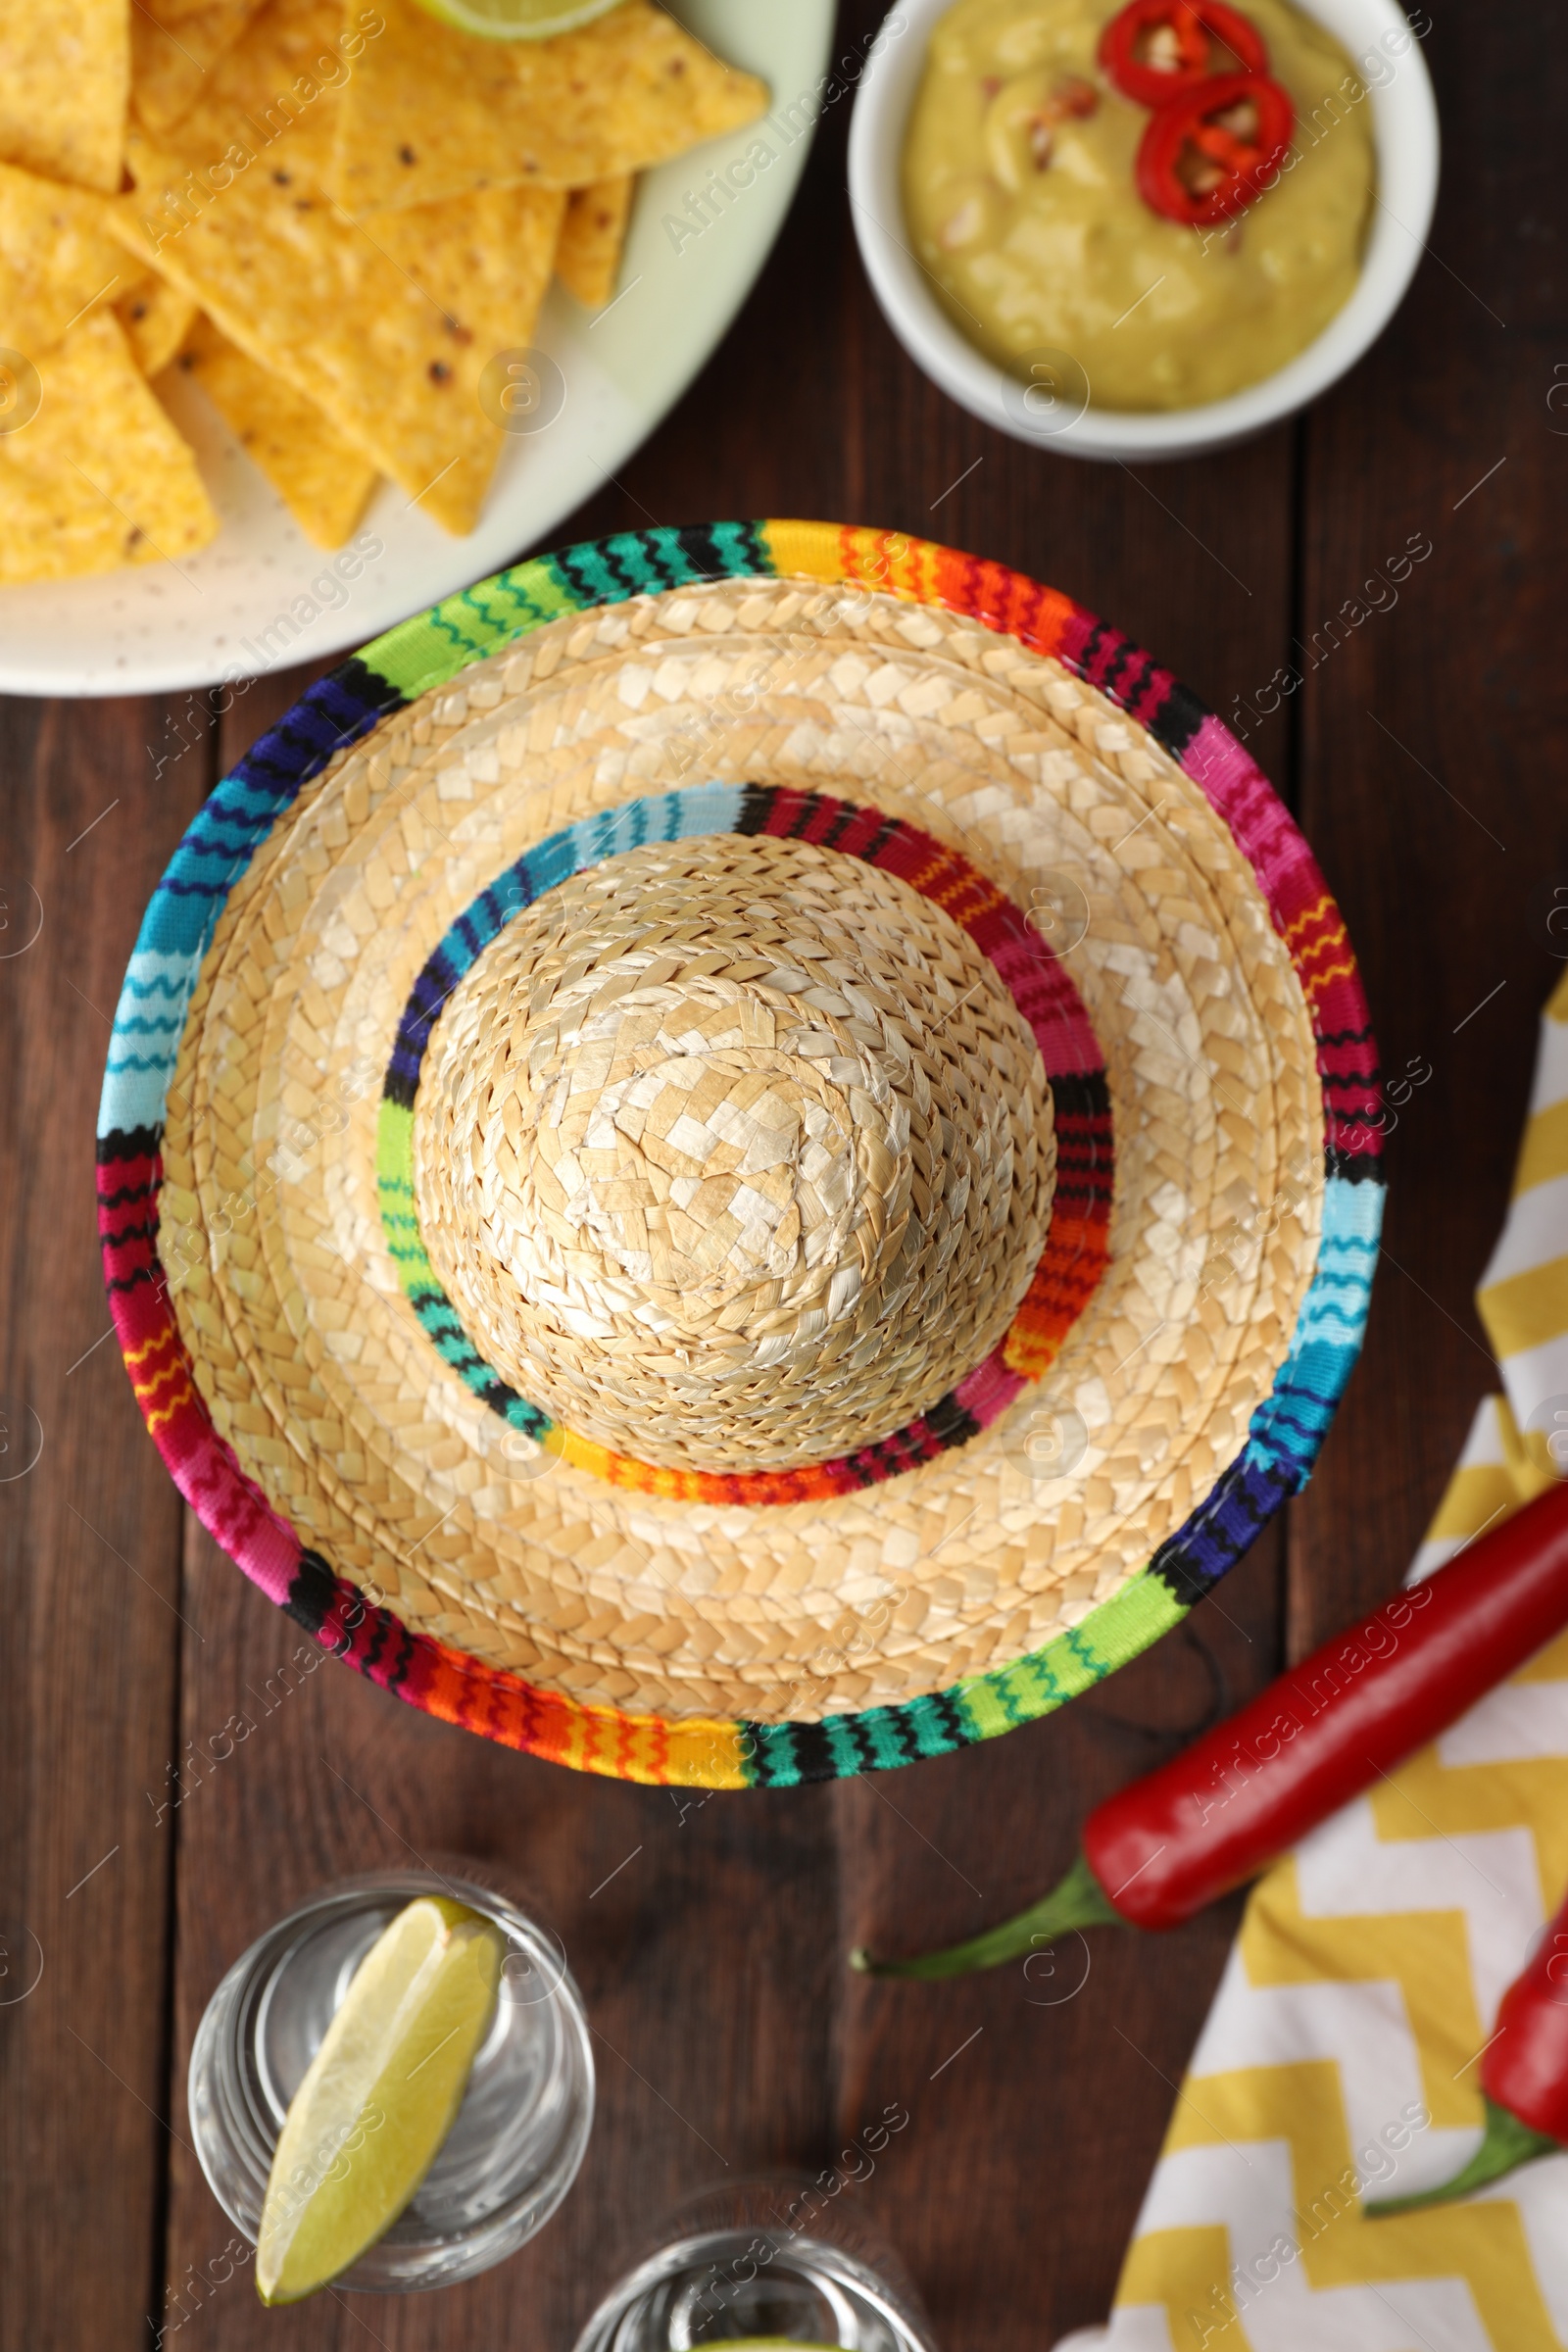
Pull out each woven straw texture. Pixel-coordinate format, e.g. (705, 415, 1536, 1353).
(98, 522, 1385, 1787)
(414, 837, 1055, 1472)
(160, 569, 1315, 1711)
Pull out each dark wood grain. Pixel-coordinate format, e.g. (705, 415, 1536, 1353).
(832, 1535, 1283, 2348)
(0, 696, 212, 2352)
(809, 19, 1301, 2339)
(1288, 0, 1567, 1656)
(5, 1, 1559, 2345)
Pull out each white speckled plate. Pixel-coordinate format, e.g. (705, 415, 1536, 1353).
(1, 0, 833, 698)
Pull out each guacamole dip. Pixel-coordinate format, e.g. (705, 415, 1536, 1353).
(903, 0, 1376, 411)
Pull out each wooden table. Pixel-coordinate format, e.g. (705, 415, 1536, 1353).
(3, 3, 1558, 2341)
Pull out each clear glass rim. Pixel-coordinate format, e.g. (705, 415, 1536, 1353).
(187, 1864, 594, 2294)
(569, 2178, 938, 2352)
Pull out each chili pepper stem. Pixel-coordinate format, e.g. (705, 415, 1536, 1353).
(850, 1850, 1125, 1981)
(1364, 2097, 1559, 2217)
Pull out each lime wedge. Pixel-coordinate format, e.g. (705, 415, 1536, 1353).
(257, 1895, 505, 2304)
(408, 0, 626, 39)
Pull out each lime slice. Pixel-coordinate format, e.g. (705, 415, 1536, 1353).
(256, 1895, 505, 2305)
(409, 0, 626, 39)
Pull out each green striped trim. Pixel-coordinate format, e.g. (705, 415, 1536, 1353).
(955, 1568, 1185, 1736)
(743, 1570, 1187, 1788)
(359, 524, 774, 705)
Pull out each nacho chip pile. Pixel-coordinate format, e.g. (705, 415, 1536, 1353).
(0, 0, 766, 582)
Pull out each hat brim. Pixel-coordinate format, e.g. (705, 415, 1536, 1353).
(98, 521, 1384, 1788)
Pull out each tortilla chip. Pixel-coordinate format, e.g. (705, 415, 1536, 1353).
(130, 0, 317, 138)
(178, 311, 376, 545)
(0, 0, 129, 193)
(330, 0, 766, 216)
(136, 0, 354, 176)
(0, 310, 217, 581)
(556, 172, 633, 310)
(143, 0, 260, 33)
(0, 164, 128, 355)
(114, 134, 564, 533)
(116, 270, 199, 374)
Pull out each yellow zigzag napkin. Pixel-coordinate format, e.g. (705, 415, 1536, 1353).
(1058, 971, 1568, 2352)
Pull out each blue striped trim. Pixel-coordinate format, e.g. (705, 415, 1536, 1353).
(1146, 1169, 1384, 1603)
(385, 784, 748, 1101)
(96, 667, 402, 1138)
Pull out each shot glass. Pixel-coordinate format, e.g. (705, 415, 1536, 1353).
(572, 2178, 939, 2352)
(188, 1865, 593, 2292)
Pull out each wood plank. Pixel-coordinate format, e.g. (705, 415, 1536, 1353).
(1289, 0, 1564, 1651)
(830, 92, 1302, 2327)
(832, 1544, 1283, 2352)
(0, 695, 212, 2350)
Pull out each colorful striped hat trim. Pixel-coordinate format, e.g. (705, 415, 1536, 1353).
(97, 521, 1384, 1790)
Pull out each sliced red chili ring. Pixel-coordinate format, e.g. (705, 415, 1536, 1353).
(1099, 0, 1268, 109)
(1135, 70, 1294, 226)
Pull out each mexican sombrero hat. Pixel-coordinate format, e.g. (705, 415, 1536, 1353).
(98, 522, 1384, 1788)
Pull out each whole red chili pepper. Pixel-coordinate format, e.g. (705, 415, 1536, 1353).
(1099, 0, 1269, 109)
(855, 1479, 1568, 1982)
(1368, 1883, 1568, 2214)
(1136, 70, 1295, 226)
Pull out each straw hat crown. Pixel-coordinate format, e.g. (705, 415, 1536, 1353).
(414, 834, 1055, 1472)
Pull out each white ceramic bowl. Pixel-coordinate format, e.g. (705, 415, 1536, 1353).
(849, 0, 1440, 462)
